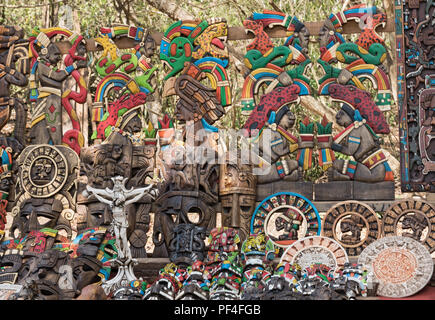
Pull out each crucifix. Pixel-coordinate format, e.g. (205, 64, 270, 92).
(83, 176, 157, 294)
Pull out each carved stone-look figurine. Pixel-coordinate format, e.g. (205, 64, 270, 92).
(111, 279, 148, 300)
(330, 263, 368, 300)
(204, 227, 241, 276)
(240, 233, 275, 272)
(219, 154, 257, 242)
(240, 267, 271, 300)
(262, 262, 301, 300)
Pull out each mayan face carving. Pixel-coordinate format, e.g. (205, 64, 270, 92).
(0, 251, 23, 285)
(143, 263, 183, 300)
(219, 159, 257, 241)
(175, 260, 210, 300)
(70, 256, 102, 292)
(168, 223, 206, 267)
(9, 145, 78, 239)
(155, 192, 216, 257)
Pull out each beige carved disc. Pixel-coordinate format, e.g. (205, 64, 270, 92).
(358, 236, 433, 298)
(279, 236, 349, 271)
(20, 145, 68, 198)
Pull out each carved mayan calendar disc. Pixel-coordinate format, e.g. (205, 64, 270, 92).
(279, 236, 348, 271)
(251, 192, 321, 248)
(382, 200, 435, 253)
(322, 201, 382, 257)
(20, 145, 68, 198)
(358, 236, 433, 298)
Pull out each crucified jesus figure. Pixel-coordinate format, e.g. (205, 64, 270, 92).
(83, 176, 156, 263)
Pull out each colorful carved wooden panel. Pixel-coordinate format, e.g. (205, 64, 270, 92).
(0, 1, 432, 301)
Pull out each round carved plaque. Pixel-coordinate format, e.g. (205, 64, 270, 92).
(20, 145, 68, 198)
(251, 192, 321, 248)
(358, 236, 433, 298)
(322, 201, 382, 256)
(279, 236, 348, 271)
(383, 200, 435, 253)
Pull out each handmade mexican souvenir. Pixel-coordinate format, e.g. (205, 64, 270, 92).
(28, 27, 88, 154)
(382, 199, 435, 253)
(10, 145, 79, 239)
(168, 223, 206, 267)
(219, 153, 257, 241)
(251, 192, 321, 249)
(280, 236, 349, 271)
(396, 0, 435, 192)
(322, 200, 382, 256)
(358, 236, 433, 298)
(0, 25, 28, 147)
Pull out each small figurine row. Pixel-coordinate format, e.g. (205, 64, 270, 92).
(114, 260, 371, 300)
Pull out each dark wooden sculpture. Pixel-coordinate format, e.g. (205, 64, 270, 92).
(0, 26, 28, 148)
(153, 160, 219, 258)
(396, 0, 435, 192)
(168, 223, 206, 268)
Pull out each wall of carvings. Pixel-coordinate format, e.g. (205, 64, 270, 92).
(0, 1, 433, 300)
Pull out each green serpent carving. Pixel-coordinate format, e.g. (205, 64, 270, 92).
(336, 42, 387, 65)
(244, 46, 293, 70)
